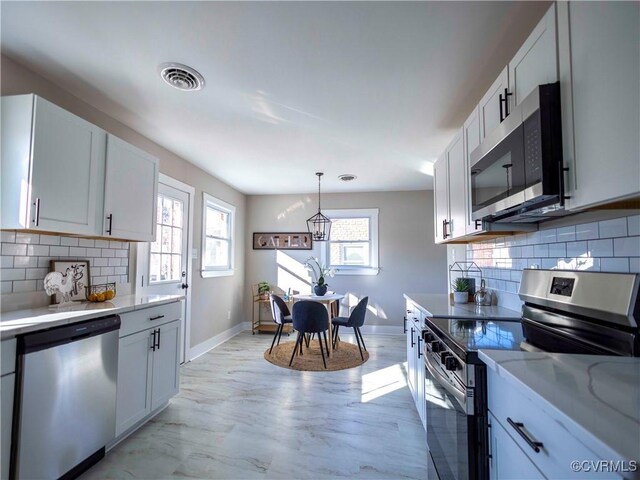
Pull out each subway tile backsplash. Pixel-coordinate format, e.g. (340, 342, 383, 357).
(0, 233, 129, 294)
(466, 214, 640, 303)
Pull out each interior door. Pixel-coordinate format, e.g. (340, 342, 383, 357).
(137, 175, 194, 364)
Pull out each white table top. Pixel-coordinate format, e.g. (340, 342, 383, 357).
(478, 349, 640, 463)
(292, 293, 344, 302)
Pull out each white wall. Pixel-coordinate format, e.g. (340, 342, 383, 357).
(1, 55, 247, 349)
(246, 190, 447, 328)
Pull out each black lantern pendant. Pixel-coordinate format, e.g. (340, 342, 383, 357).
(306, 172, 332, 241)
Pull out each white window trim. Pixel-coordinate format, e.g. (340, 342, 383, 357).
(201, 192, 235, 278)
(320, 208, 379, 276)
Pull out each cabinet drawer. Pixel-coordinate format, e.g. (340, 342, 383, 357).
(1, 339, 17, 376)
(119, 301, 182, 338)
(488, 369, 625, 479)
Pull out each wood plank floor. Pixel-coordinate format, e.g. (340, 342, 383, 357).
(82, 331, 430, 479)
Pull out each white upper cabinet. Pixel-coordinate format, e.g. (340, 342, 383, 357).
(508, 4, 558, 110)
(1, 94, 160, 241)
(559, 1, 640, 210)
(446, 129, 466, 239)
(103, 135, 158, 241)
(433, 153, 449, 243)
(433, 129, 467, 243)
(1, 95, 106, 235)
(478, 67, 509, 141)
(463, 108, 482, 235)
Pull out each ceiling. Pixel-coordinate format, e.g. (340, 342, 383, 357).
(1, 1, 549, 195)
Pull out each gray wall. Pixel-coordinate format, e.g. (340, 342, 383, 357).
(1, 55, 247, 349)
(246, 190, 447, 328)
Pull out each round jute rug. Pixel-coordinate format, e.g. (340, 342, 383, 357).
(264, 340, 369, 371)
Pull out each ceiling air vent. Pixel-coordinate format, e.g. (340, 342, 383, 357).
(338, 174, 357, 182)
(159, 63, 205, 91)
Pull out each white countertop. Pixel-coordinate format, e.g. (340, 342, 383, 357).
(478, 349, 640, 463)
(0, 294, 184, 339)
(403, 293, 521, 320)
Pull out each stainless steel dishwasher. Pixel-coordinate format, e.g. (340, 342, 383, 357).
(11, 315, 120, 479)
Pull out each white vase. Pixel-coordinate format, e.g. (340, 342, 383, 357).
(453, 292, 468, 304)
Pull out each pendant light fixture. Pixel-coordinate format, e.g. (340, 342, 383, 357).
(306, 172, 332, 241)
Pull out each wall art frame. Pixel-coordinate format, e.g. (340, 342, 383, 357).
(252, 232, 313, 250)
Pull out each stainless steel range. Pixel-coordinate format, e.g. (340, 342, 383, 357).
(423, 269, 640, 480)
(423, 318, 523, 480)
(520, 269, 640, 356)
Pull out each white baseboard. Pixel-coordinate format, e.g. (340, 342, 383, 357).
(188, 321, 251, 361)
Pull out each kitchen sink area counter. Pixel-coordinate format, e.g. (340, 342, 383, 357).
(480, 349, 640, 478)
(0, 294, 183, 339)
(403, 293, 521, 321)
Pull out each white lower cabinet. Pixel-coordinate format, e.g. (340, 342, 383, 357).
(487, 367, 626, 480)
(1, 338, 16, 480)
(1, 374, 15, 480)
(405, 300, 426, 431)
(150, 320, 180, 411)
(115, 304, 181, 439)
(488, 411, 544, 480)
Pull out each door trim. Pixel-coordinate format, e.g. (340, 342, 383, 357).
(159, 173, 195, 364)
(135, 173, 194, 364)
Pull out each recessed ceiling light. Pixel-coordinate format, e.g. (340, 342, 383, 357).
(159, 63, 205, 91)
(338, 174, 357, 182)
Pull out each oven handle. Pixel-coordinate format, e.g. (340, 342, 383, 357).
(424, 353, 466, 412)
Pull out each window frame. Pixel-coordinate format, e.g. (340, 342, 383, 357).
(321, 208, 379, 276)
(201, 192, 235, 278)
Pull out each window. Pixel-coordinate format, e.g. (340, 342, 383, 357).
(321, 208, 379, 275)
(201, 193, 235, 277)
(150, 194, 185, 283)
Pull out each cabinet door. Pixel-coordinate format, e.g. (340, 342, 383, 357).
(562, 1, 640, 210)
(30, 96, 106, 235)
(104, 135, 158, 241)
(508, 4, 558, 110)
(479, 67, 509, 140)
(464, 108, 482, 235)
(406, 317, 418, 398)
(446, 129, 466, 239)
(151, 320, 180, 411)
(115, 329, 153, 437)
(489, 412, 545, 480)
(1, 374, 14, 480)
(433, 154, 449, 243)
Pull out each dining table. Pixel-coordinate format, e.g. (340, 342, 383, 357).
(292, 292, 344, 356)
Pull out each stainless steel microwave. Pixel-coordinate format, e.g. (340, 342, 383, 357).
(470, 82, 564, 223)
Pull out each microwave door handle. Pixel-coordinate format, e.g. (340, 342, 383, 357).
(559, 163, 570, 206)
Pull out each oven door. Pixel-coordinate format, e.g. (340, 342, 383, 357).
(424, 353, 471, 480)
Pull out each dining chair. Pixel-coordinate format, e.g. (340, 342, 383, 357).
(269, 294, 292, 354)
(289, 300, 330, 369)
(331, 296, 368, 360)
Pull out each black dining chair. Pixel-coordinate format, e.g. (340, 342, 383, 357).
(332, 296, 368, 360)
(269, 294, 292, 354)
(289, 300, 330, 369)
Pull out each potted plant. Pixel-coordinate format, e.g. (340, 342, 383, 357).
(258, 281, 270, 300)
(304, 257, 335, 296)
(452, 277, 470, 304)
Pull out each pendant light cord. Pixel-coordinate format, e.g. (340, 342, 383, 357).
(316, 172, 323, 213)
